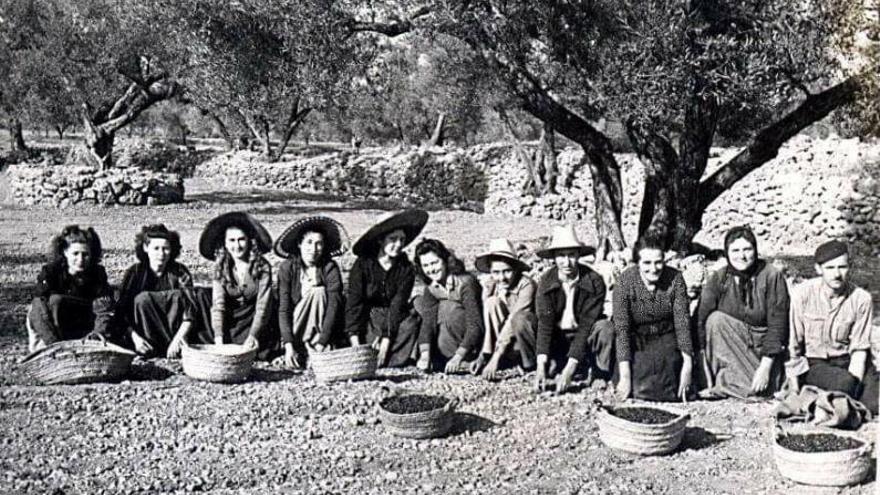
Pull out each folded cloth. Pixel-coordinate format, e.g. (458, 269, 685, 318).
(774, 385, 872, 430)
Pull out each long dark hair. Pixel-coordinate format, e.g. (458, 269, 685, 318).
(413, 238, 466, 283)
(135, 224, 182, 263)
(50, 225, 103, 266)
(213, 236, 271, 285)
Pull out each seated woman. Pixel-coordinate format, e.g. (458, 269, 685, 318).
(117, 224, 207, 358)
(27, 225, 114, 351)
(275, 216, 348, 368)
(614, 234, 693, 402)
(474, 238, 537, 381)
(413, 239, 485, 374)
(199, 211, 278, 361)
(787, 240, 878, 414)
(345, 209, 427, 367)
(697, 226, 789, 399)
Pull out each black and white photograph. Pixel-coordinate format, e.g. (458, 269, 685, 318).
(0, 0, 878, 493)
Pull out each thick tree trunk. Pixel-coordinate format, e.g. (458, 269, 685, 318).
(54, 125, 66, 141)
(427, 112, 446, 147)
(9, 118, 28, 152)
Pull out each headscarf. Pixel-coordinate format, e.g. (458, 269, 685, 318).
(723, 226, 761, 308)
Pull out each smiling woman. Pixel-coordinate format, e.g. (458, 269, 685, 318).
(26, 225, 114, 351)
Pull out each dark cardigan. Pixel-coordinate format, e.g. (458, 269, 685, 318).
(277, 257, 344, 346)
(34, 258, 114, 337)
(344, 255, 415, 339)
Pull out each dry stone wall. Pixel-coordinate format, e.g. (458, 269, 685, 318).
(195, 145, 499, 210)
(7, 163, 184, 207)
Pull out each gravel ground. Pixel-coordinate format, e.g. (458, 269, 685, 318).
(0, 178, 877, 494)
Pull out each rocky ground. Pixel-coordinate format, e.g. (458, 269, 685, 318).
(0, 178, 877, 494)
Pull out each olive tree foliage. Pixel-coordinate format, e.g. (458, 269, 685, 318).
(357, 0, 877, 252)
(0, 0, 78, 151)
(155, 0, 372, 161)
(332, 34, 491, 147)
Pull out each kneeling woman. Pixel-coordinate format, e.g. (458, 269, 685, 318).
(117, 224, 206, 358)
(614, 235, 694, 402)
(413, 239, 484, 373)
(199, 212, 278, 360)
(275, 216, 348, 368)
(27, 225, 114, 351)
(697, 226, 789, 398)
(345, 209, 427, 367)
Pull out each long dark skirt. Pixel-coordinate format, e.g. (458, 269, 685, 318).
(129, 289, 213, 357)
(615, 331, 683, 402)
(364, 306, 420, 367)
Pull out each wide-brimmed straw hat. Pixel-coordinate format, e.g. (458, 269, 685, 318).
(274, 216, 350, 259)
(475, 238, 531, 273)
(535, 225, 594, 259)
(199, 211, 272, 260)
(352, 209, 429, 257)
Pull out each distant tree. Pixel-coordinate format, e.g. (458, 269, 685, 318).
(157, 0, 371, 162)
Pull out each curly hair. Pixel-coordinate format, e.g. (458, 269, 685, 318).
(50, 225, 103, 265)
(413, 238, 466, 283)
(213, 237, 271, 285)
(135, 224, 182, 263)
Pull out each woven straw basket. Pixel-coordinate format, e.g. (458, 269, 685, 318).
(773, 424, 872, 487)
(181, 342, 257, 383)
(596, 403, 690, 455)
(19, 337, 136, 385)
(310, 345, 377, 383)
(379, 395, 458, 439)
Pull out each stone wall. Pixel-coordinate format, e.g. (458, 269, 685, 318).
(7, 163, 184, 207)
(484, 136, 880, 255)
(196, 145, 499, 210)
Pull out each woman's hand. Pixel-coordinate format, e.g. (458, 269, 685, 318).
(376, 337, 391, 367)
(750, 356, 774, 395)
(481, 354, 502, 381)
(678, 353, 693, 403)
(283, 343, 301, 369)
(444, 354, 464, 374)
(616, 361, 632, 401)
(415, 343, 431, 371)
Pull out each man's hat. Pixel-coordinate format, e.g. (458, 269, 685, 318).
(535, 225, 594, 259)
(475, 238, 530, 273)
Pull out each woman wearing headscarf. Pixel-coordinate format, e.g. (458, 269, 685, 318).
(614, 234, 694, 402)
(199, 211, 278, 360)
(697, 225, 790, 399)
(412, 238, 485, 374)
(345, 209, 427, 367)
(117, 224, 208, 358)
(275, 216, 349, 368)
(27, 225, 114, 351)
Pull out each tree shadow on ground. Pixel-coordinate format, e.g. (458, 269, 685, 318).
(447, 412, 497, 436)
(679, 426, 731, 452)
(374, 372, 421, 384)
(128, 361, 175, 382)
(188, 189, 346, 205)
